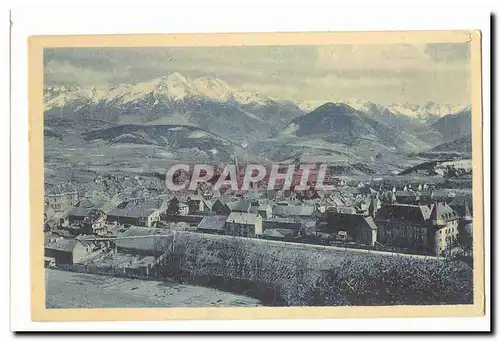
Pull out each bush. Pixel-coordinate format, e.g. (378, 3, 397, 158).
(315, 256, 473, 306)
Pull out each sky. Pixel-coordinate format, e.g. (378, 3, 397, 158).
(44, 43, 470, 106)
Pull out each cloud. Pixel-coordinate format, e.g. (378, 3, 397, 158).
(424, 43, 470, 64)
(44, 60, 114, 86)
(44, 43, 470, 105)
(315, 44, 434, 72)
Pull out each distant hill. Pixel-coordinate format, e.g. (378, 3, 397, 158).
(430, 107, 472, 142)
(253, 102, 433, 165)
(280, 102, 398, 144)
(430, 135, 472, 153)
(399, 159, 472, 177)
(82, 124, 255, 162)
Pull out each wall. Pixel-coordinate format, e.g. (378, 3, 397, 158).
(376, 221, 429, 252)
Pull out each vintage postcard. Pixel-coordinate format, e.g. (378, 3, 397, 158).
(29, 31, 484, 321)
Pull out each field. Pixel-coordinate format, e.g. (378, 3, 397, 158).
(45, 268, 262, 308)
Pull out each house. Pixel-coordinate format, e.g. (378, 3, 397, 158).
(323, 211, 378, 245)
(44, 184, 79, 213)
(368, 196, 382, 218)
(187, 195, 204, 214)
(257, 203, 273, 219)
(225, 212, 263, 237)
(67, 207, 107, 235)
(227, 199, 252, 213)
(44, 238, 92, 264)
(431, 190, 456, 203)
(328, 206, 357, 215)
(107, 199, 165, 227)
(203, 199, 215, 213)
(375, 202, 460, 255)
(395, 190, 420, 205)
(354, 201, 370, 215)
(196, 215, 227, 235)
(358, 186, 378, 196)
(82, 208, 107, 235)
(211, 189, 222, 199)
(211, 199, 232, 215)
(327, 195, 346, 207)
(449, 196, 474, 217)
(67, 206, 91, 225)
(418, 190, 434, 204)
(380, 191, 397, 204)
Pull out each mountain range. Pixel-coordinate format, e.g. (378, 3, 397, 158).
(44, 72, 472, 168)
(44, 72, 303, 146)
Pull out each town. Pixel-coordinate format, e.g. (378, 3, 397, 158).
(44, 161, 473, 277)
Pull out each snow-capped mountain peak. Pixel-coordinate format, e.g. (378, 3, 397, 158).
(297, 99, 467, 119)
(44, 72, 274, 108)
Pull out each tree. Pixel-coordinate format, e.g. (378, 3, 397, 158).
(167, 197, 180, 215)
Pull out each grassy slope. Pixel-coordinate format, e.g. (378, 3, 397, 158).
(152, 231, 473, 307)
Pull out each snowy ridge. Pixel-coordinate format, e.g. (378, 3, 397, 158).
(297, 99, 467, 119)
(45, 72, 272, 110)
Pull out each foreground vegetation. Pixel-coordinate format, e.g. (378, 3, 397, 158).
(152, 232, 473, 306)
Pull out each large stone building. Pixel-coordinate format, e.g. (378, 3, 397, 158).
(430, 202, 461, 255)
(375, 202, 460, 255)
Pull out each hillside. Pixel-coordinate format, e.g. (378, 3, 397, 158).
(253, 102, 432, 167)
(430, 107, 472, 142)
(429, 135, 472, 153)
(82, 124, 255, 162)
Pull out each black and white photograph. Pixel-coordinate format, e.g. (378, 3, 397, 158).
(40, 38, 479, 311)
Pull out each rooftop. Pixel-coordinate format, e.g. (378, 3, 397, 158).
(197, 215, 227, 231)
(226, 212, 262, 225)
(227, 199, 252, 213)
(273, 205, 315, 217)
(375, 204, 432, 224)
(45, 238, 79, 252)
(429, 202, 460, 224)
